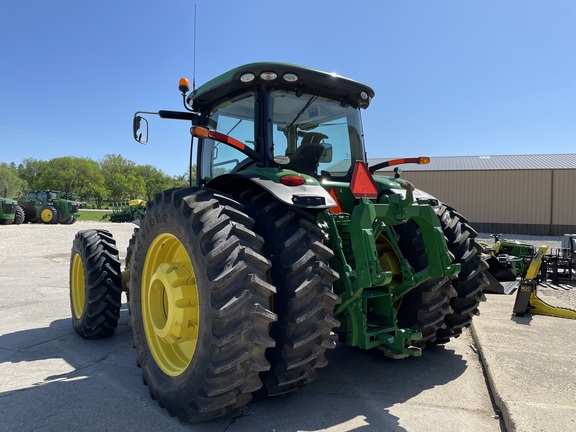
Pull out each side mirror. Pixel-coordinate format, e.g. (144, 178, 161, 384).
(319, 143, 332, 163)
(133, 115, 149, 144)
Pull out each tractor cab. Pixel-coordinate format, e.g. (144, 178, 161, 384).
(135, 63, 374, 184)
(189, 64, 373, 184)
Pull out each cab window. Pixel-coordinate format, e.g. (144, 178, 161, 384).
(270, 90, 364, 177)
(200, 93, 255, 181)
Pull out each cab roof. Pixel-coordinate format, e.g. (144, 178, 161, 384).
(190, 62, 375, 111)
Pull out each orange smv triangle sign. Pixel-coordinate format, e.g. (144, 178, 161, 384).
(350, 161, 378, 199)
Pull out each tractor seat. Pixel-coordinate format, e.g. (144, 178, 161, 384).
(285, 132, 328, 176)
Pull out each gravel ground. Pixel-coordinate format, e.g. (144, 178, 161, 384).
(477, 232, 576, 309)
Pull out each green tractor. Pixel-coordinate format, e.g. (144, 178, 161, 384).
(19, 190, 81, 224)
(69, 63, 487, 422)
(0, 192, 25, 225)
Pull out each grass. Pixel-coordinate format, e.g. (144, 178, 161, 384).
(78, 209, 110, 222)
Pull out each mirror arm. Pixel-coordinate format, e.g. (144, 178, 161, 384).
(133, 110, 200, 145)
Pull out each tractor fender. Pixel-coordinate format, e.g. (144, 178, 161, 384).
(376, 185, 441, 206)
(412, 187, 441, 207)
(206, 173, 337, 210)
(373, 177, 441, 207)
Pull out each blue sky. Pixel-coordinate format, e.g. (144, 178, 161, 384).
(1, 0, 574, 177)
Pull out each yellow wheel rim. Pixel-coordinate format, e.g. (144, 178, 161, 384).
(71, 253, 85, 319)
(376, 235, 403, 308)
(141, 233, 200, 376)
(41, 208, 53, 223)
(376, 235, 402, 284)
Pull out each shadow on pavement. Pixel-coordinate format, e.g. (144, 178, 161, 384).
(0, 304, 470, 432)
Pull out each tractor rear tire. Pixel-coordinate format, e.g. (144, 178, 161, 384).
(69, 229, 122, 338)
(396, 277, 455, 347)
(129, 187, 276, 422)
(236, 190, 340, 397)
(396, 221, 456, 348)
(13, 206, 25, 225)
(434, 204, 487, 343)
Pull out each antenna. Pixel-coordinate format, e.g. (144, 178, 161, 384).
(192, 4, 197, 92)
(189, 4, 197, 187)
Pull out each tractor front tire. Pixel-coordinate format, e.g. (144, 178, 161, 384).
(40, 205, 59, 224)
(69, 229, 122, 338)
(435, 204, 487, 343)
(129, 187, 276, 422)
(236, 190, 340, 397)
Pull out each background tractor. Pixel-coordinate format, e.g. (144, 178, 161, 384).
(69, 62, 488, 422)
(0, 191, 24, 225)
(18, 190, 80, 224)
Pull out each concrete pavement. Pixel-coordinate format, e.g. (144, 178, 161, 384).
(471, 290, 576, 432)
(5, 221, 574, 430)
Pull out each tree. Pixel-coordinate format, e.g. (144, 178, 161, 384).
(183, 164, 197, 186)
(126, 173, 146, 200)
(100, 154, 141, 201)
(85, 182, 109, 208)
(37, 157, 105, 199)
(136, 165, 187, 201)
(11, 154, 191, 206)
(171, 165, 196, 187)
(17, 158, 46, 191)
(0, 164, 27, 197)
(74, 158, 106, 198)
(172, 175, 188, 189)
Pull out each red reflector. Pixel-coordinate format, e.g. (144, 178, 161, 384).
(350, 161, 379, 199)
(280, 174, 306, 186)
(402, 181, 415, 191)
(328, 188, 344, 214)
